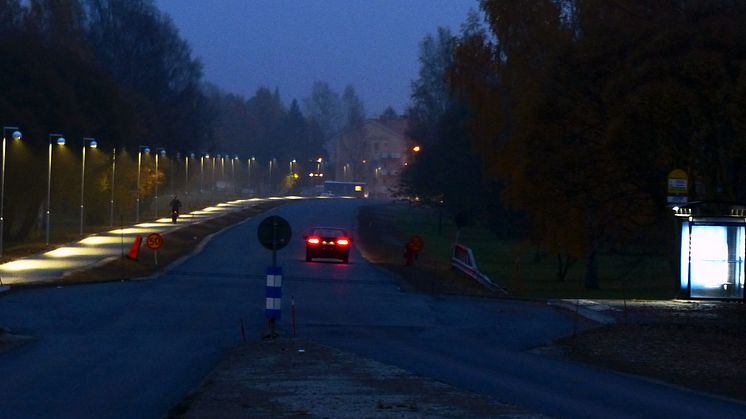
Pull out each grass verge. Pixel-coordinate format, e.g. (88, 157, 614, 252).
(365, 202, 676, 299)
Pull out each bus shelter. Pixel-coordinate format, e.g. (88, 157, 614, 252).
(674, 201, 746, 300)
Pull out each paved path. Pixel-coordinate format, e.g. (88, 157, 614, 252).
(0, 196, 312, 285)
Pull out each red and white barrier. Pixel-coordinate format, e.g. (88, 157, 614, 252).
(451, 243, 505, 293)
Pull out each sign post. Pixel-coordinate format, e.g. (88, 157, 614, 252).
(146, 233, 163, 265)
(257, 216, 292, 338)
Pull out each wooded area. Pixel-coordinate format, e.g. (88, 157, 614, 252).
(0, 0, 368, 246)
(402, 0, 746, 288)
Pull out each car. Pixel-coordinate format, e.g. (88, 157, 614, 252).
(305, 227, 351, 263)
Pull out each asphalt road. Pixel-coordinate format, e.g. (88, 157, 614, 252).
(0, 198, 745, 418)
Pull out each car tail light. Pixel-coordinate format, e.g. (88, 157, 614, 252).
(307, 236, 320, 245)
(336, 238, 350, 246)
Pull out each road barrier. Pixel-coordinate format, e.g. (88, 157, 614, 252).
(451, 243, 505, 293)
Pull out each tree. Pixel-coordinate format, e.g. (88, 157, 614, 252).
(408, 27, 457, 148)
(84, 0, 209, 151)
(0, 0, 210, 243)
(380, 106, 398, 120)
(402, 25, 492, 227)
(302, 81, 342, 165)
(245, 86, 286, 161)
(449, 0, 746, 287)
(0, 0, 24, 32)
(26, 0, 85, 50)
(341, 84, 366, 129)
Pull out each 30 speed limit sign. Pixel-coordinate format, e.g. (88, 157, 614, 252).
(146, 233, 163, 250)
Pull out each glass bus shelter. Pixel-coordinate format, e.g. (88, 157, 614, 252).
(674, 201, 746, 300)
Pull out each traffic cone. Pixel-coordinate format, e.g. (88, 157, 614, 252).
(127, 235, 142, 261)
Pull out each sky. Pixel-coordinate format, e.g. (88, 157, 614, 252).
(154, 0, 477, 116)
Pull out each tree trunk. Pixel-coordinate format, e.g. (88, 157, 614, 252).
(556, 254, 575, 282)
(584, 243, 599, 289)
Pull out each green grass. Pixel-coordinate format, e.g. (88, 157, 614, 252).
(376, 202, 677, 300)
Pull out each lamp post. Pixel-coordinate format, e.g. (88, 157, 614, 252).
(154, 147, 166, 218)
(110, 147, 116, 227)
(210, 154, 216, 193)
(200, 153, 206, 193)
(185, 153, 194, 196)
(231, 155, 237, 194)
(1, 126, 22, 257)
(220, 154, 225, 182)
(268, 158, 274, 195)
(170, 152, 177, 197)
(248, 156, 255, 194)
(46, 133, 65, 245)
(136, 145, 150, 223)
(80, 137, 97, 236)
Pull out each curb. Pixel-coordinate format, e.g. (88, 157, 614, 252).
(548, 299, 617, 325)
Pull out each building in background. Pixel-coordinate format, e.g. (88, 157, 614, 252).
(333, 115, 413, 197)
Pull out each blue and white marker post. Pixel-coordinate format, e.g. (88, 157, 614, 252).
(265, 266, 282, 337)
(257, 215, 292, 339)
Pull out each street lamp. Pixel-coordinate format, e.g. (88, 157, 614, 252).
(80, 137, 97, 236)
(1, 126, 22, 257)
(211, 154, 217, 193)
(268, 158, 274, 194)
(220, 154, 225, 182)
(170, 152, 177, 197)
(110, 147, 117, 227)
(248, 156, 255, 194)
(231, 155, 237, 194)
(46, 133, 65, 245)
(200, 153, 207, 193)
(184, 154, 189, 195)
(136, 145, 150, 223)
(154, 147, 166, 218)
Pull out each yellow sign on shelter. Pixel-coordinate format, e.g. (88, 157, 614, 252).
(668, 169, 688, 194)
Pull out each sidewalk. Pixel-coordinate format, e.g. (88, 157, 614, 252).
(0, 197, 306, 286)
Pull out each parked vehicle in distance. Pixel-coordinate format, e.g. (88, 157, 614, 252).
(322, 181, 367, 198)
(305, 227, 351, 263)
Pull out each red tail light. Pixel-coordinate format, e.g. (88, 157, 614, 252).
(307, 236, 320, 245)
(336, 238, 350, 246)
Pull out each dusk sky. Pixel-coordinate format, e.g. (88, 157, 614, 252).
(155, 0, 477, 115)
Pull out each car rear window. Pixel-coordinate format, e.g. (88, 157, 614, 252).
(312, 228, 347, 238)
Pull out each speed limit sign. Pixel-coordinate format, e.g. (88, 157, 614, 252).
(146, 233, 163, 250)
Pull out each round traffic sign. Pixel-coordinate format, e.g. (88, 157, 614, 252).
(146, 233, 163, 250)
(257, 216, 292, 250)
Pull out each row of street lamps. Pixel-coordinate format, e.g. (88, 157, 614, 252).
(46, 134, 99, 245)
(1, 127, 323, 256)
